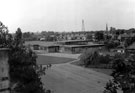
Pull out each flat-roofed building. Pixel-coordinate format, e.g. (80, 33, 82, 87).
(25, 40, 105, 54)
(40, 45, 59, 53)
(25, 41, 59, 53)
(58, 40, 104, 53)
(57, 40, 90, 45)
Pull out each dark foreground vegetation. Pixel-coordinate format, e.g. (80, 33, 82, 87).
(78, 49, 135, 93)
(0, 22, 50, 93)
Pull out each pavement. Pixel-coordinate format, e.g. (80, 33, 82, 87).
(41, 56, 112, 93)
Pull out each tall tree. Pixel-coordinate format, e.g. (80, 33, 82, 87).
(9, 28, 48, 93)
(14, 28, 23, 47)
(0, 21, 10, 47)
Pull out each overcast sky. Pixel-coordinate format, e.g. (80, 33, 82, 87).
(0, 0, 135, 32)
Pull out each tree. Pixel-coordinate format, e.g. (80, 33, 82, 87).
(104, 40, 120, 50)
(9, 28, 49, 93)
(104, 53, 135, 93)
(14, 28, 23, 47)
(0, 22, 50, 93)
(0, 21, 10, 48)
(95, 31, 104, 41)
(80, 48, 111, 68)
(86, 34, 93, 40)
(23, 32, 38, 41)
(79, 48, 99, 67)
(98, 55, 111, 65)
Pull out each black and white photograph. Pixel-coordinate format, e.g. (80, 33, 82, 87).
(0, 0, 135, 93)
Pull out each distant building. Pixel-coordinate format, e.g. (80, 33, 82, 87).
(60, 44, 104, 54)
(126, 42, 135, 54)
(25, 41, 59, 53)
(57, 40, 89, 45)
(58, 40, 105, 54)
(25, 39, 105, 54)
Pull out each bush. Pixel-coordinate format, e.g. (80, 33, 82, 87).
(104, 53, 135, 93)
(79, 48, 99, 67)
(80, 49, 111, 68)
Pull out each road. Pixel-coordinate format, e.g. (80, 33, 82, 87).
(41, 61, 112, 93)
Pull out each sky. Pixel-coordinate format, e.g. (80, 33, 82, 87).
(0, 0, 135, 33)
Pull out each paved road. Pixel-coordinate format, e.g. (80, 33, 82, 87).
(42, 62, 112, 93)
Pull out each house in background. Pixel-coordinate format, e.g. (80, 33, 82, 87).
(126, 43, 135, 54)
(110, 45, 125, 54)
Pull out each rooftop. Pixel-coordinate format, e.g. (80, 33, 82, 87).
(57, 40, 90, 43)
(25, 41, 58, 47)
(63, 44, 104, 48)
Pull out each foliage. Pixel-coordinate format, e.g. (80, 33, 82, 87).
(86, 34, 93, 40)
(104, 53, 135, 93)
(95, 31, 104, 41)
(79, 49, 98, 67)
(0, 22, 50, 93)
(98, 54, 111, 64)
(8, 28, 49, 93)
(80, 49, 111, 68)
(104, 40, 120, 50)
(104, 80, 118, 93)
(0, 22, 11, 48)
(23, 32, 38, 41)
(124, 37, 135, 48)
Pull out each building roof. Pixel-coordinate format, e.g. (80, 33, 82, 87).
(57, 40, 90, 43)
(25, 41, 58, 47)
(62, 44, 104, 48)
(127, 43, 135, 49)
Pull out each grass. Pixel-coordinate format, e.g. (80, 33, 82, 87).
(90, 68, 113, 76)
(37, 55, 75, 65)
(71, 60, 113, 75)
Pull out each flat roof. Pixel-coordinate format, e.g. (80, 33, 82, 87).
(62, 44, 104, 48)
(25, 41, 58, 47)
(57, 40, 90, 43)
